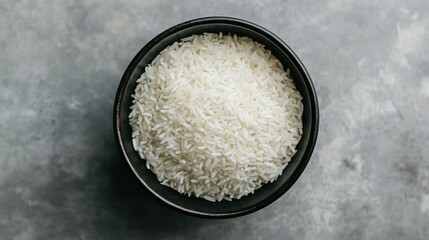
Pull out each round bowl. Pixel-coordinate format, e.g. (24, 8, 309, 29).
(114, 16, 319, 218)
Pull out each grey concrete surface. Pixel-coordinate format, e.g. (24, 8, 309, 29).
(1, 0, 429, 239)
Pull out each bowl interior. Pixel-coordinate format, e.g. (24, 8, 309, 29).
(115, 18, 318, 218)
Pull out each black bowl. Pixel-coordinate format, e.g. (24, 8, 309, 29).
(114, 16, 319, 218)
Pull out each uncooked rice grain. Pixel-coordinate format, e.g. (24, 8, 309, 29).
(129, 33, 303, 201)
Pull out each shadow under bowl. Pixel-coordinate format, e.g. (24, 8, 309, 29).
(114, 16, 319, 218)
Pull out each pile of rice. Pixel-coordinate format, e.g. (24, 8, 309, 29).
(129, 33, 303, 202)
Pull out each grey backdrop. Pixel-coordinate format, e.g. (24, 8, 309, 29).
(1, 0, 429, 239)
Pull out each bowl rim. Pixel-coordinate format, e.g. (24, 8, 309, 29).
(114, 16, 319, 218)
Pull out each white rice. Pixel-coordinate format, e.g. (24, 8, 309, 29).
(129, 33, 303, 201)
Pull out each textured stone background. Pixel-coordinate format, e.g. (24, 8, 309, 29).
(1, 0, 429, 239)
